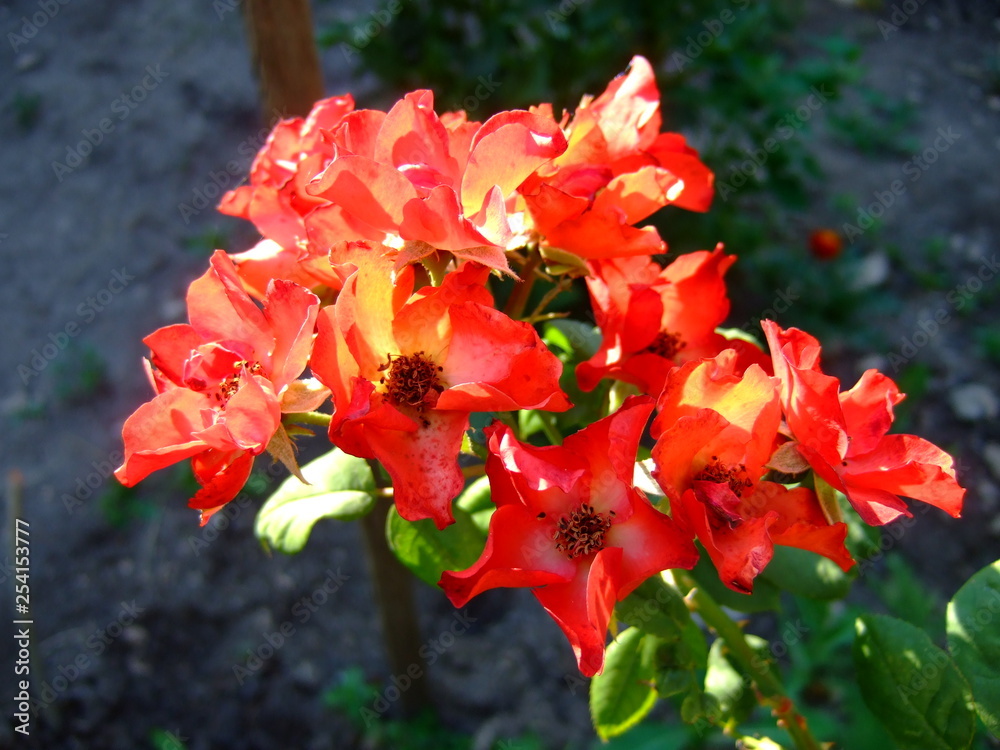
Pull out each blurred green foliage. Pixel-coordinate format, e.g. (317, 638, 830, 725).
(319, 0, 925, 344)
(598, 555, 1000, 750)
(975, 326, 1000, 366)
(183, 225, 230, 256)
(320, 0, 856, 232)
(148, 728, 188, 750)
(53, 344, 109, 405)
(10, 90, 42, 132)
(323, 667, 544, 749)
(99, 481, 157, 528)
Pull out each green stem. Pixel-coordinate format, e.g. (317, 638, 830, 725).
(285, 410, 332, 427)
(504, 250, 542, 319)
(526, 275, 572, 322)
(529, 410, 563, 446)
(673, 570, 822, 750)
(494, 411, 520, 440)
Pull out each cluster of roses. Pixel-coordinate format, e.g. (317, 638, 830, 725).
(115, 57, 964, 676)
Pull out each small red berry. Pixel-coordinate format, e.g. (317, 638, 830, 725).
(809, 228, 842, 260)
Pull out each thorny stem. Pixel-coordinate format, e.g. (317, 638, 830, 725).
(525, 311, 570, 324)
(673, 570, 822, 750)
(504, 250, 543, 320)
(360, 459, 430, 716)
(526, 275, 573, 322)
(534, 411, 563, 446)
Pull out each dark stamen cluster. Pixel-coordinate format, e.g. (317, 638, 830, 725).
(644, 330, 686, 360)
(378, 351, 444, 414)
(553, 503, 613, 560)
(694, 456, 753, 497)
(215, 360, 264, 404)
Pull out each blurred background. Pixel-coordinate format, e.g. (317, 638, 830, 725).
(1, 0, 998, 747)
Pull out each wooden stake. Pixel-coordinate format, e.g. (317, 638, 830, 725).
(242, 0, 325, 119)
(360, 497, 431, 716)
(239, 2, 430, 717)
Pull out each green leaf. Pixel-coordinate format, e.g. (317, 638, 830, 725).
(386, 505, 485, 587)
(734, 738, 785, 750)
(716, 326, 764, 350)
(854, 614, 975, 750)
(542, 319, 601, 359)
(946, 559, 1000, 736)
(876, 555, 942, 640)
(759, 546, 853, 600)
(679, 689, 722, 726)
(678, 617, 710, 672)
(691, 550, 781, 613)
(838, 490, 883, 566)
(454, 474, 494, 535)
(654, 615, 710, 685)
(597, 721, 694, 750)
(813, 473, 845, 525)
(590, 628, 660, 740)
(538, 244, 590, 275)
(655, 668, 698, 699)
(615, 575, 689, 640)
(255, 448, 375, 554)
(704, 634, 767, 725)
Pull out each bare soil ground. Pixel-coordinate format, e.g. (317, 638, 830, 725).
(0, 1, 997, 748)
